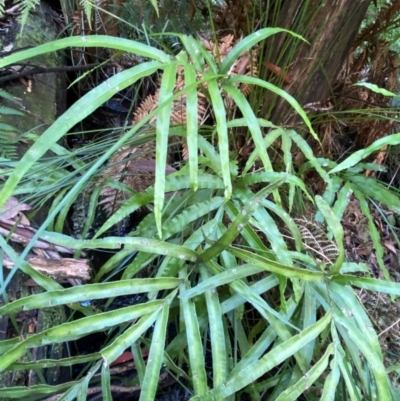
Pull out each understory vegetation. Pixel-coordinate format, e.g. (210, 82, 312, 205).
(1, 0, 400, 400)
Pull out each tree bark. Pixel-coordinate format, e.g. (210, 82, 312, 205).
(262, 0, 372, 126)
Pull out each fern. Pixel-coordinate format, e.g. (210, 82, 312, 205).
(0, 136, 19, 160)
(0, 105, 24, 116)
(15, 0, 40, 30)
(0, 89, 24, 160)
(0, 89, 22, 104)
(0, 0, 58, 31)
(80, 0, 95, 31)
(0, 122, 19, 132)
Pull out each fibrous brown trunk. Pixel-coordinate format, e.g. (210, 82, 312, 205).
(262, 0, 371, 126)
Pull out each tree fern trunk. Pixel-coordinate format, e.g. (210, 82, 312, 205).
(262, 0, 371, 125)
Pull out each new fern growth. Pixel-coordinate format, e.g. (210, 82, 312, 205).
(0, 89, 25, 160)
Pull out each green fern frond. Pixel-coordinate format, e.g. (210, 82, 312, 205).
(0, 122, 18, 131)
(0, 89, 24, 118)
(18, 0, 40, 30)
(0, 105, 24, 116)
(80, 0, 94, 31)
(0, 89, 22, 106)
(0, 88, 24, 159)
(0, 135, 19, 160)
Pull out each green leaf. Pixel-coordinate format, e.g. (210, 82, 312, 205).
(55, 186, 81, 233)
(336, 344, 362, 401)
(74, 360, 102, 401)
(332, 275, 400, 295)
(227, 118, 277, 130)
(333, 310, 391, 400)
(101, 363, 112, 401)
(221, 28, 306, 73)
(182, 264, 263, 299)
(195, 39, 219, 74)
(184, 63, 199, 191)
(80, 184, 103, 245)
(94, 248, 134, 282)
(0, 106, 24, 116)
(288, 130, 330, 185)
(229, 246, 325, 282)
(275, 343, 334, 401)
(200, 265, 227, 388)
(237, 171, 312, 202)
(332, 181, 353, 221)
(223, 202, 277, 261)
(148, 0, 160, 16)
(0, 89, 23, 105)
(330, 133, 400, 174)
(181, 35, 205, 71)
(355, 190, 389, 280)
(353, 82, 399, 98)
(229, 299, 297, 378)
(0, 36, 172, 68)
(162, 197, 225, 240)
(0, 279, 181, 316)
(0, 301, 163, 371)
(95, 174, 224, 238)
(340, 262, 369, 274)
(346, 174, 400, 213)
(191, 312, 331, 400)
(320, 353, 341, 400)
(227, 77, 317, 141)
(281, 132, 295, 210)
(206, 72, 231, 199)
(132, 342, 146, 384)
(139, 294, 174, 401)
(0, 122, 19, 131)
(0, 61, 166, 284)
(199, 178, 285, 261)
(40, 234, 198, 262)
(180, 268, 207, 395)
(220, 275, 278, 316)
(155, 63, 177, 237)
(329, 282, 382, 358)
(262, 198, 304, 251)
(204, 259, 301, 336)
(223, 85, 272, 173)
(315, 196, 344, 275)
(243, 128, 283, 174)
(301, 284, 317, 367)
(235, 188, 292, 266)
(3, 352, 102, 370)
(0, 382, 77, 398)
(47, 187, 68, 232)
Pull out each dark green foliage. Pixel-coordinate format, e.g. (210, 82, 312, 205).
(0, 2, 400, 400)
